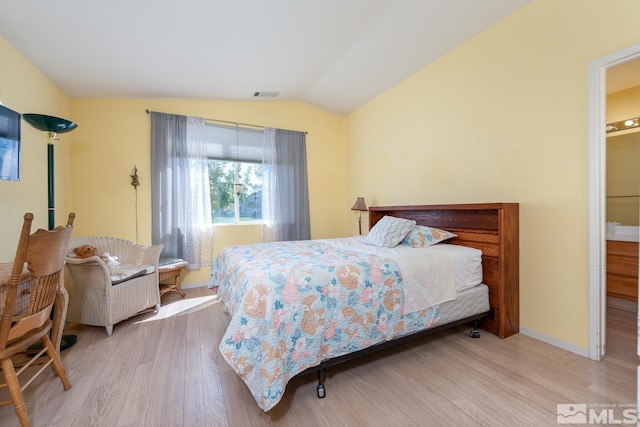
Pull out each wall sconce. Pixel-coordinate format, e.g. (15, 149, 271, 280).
(606, 117, 640, 133)
(22, 113, 78, 230)
(351, 197, 368, 235)
(130, 166, 140, 243)
(130, 166, 140, 188)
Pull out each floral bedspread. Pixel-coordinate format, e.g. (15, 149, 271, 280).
(210, 237, 443, 411)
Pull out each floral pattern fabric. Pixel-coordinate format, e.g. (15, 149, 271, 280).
(211, 238, 441, 411)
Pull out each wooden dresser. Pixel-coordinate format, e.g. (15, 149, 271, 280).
(606, 240, 639, 301)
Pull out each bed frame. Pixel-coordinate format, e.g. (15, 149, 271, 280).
(304, 202, 519, 398)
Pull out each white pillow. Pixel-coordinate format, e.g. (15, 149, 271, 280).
(365, 216, 416, 248)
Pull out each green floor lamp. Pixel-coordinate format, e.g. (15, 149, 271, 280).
(22, 113, 78, 352)
(22, 113, 78, 230)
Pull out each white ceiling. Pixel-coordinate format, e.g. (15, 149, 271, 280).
(0, 0, 531, 116)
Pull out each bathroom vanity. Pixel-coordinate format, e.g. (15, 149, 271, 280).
(606, 226, 639, 301)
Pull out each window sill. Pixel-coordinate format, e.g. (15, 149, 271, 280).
(213, 222, 264, 227)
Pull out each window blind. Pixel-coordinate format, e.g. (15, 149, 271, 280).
(205, 123, 263, 163)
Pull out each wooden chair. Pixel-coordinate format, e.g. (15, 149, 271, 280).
(0, 213, 75, 427)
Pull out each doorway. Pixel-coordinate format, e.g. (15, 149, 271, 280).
(588, 43, 640, 361)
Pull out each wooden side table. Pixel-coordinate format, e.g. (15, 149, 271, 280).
(158, 259, 187, 298)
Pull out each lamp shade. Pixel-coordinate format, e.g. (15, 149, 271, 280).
(351, 197, 367, 211)
(22, 114, 78, 134)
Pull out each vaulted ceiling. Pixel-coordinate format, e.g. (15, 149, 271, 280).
(1, 1, 533, 116)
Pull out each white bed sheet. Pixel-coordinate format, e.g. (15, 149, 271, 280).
(425, 243, 483, 292)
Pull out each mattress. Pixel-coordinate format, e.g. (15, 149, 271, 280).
(438, 282, 490, 325)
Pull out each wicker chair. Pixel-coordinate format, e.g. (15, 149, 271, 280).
(64, 237, 163, 336)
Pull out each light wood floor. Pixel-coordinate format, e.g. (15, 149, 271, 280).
(0, 287, 636, 427)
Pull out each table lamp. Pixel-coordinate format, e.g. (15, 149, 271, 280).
(351, 197, 368, 235)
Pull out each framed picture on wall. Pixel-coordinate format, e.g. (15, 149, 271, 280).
(0, 104, 21, 181)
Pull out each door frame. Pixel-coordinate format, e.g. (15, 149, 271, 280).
(588, 42, 640, 360)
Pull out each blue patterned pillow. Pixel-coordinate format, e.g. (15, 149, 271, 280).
(400, 225, 457, 248)
(365, 216, 416, 248)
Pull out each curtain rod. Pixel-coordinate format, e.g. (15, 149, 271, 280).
(145, 109, 307, 134)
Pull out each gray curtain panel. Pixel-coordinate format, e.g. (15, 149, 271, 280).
(150, 112, 213, 269)
(262, 127, 311, 242)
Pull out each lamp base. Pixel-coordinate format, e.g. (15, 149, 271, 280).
(27, 334, 77, 354)
(60, 334, 77, 351)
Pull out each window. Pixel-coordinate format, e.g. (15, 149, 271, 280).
(209, 160, 262, 223)
(206, 124, 264, 224)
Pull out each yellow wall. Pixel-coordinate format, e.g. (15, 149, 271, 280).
(607, 84, 640, 123)
(345, 0, 640, 350)
(69, 98, 347, 285)
(0, 36, 74, 261)
(606, 86, 640, 226)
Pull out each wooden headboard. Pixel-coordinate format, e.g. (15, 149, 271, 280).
(369, 203, 519, 338)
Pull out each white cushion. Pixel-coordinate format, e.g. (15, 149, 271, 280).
(110, 264, 155, 285)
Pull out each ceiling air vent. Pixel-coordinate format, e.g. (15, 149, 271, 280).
(253, 91, 279, 98)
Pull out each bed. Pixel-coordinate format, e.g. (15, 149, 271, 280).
(210, 202, 519, 411)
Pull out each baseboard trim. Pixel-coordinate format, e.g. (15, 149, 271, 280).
(182, 282, 209, 290)
(519, 327, 590, 358)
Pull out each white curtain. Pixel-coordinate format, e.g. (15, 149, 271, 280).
(262, 128, 281, 242)
(150, 112, 213, 269)
(184, 116, 214, 268)
(262, 127, 310, 242)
